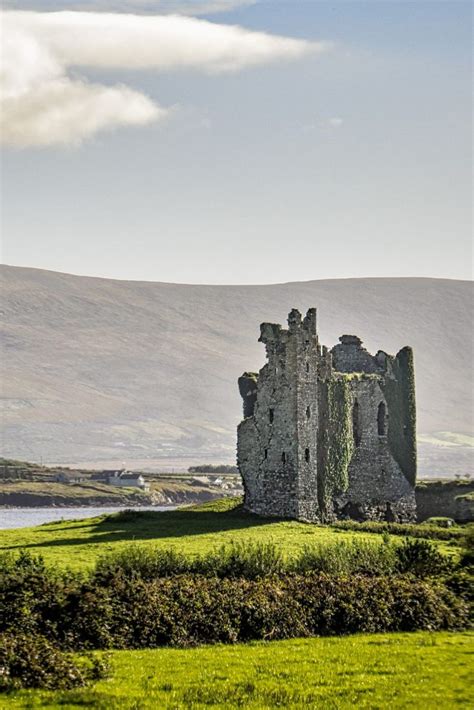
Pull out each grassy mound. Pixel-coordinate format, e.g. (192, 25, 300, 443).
(0, 498, 464, 571)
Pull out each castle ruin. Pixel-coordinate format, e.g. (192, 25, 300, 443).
(237, 308, 417, 523)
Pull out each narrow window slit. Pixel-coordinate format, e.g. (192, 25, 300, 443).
(377, 401, 386, 436)
(352, 401, 361, 446)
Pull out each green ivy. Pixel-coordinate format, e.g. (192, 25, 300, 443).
(317, 376, 354, 517)
(381, 347, 417, 486)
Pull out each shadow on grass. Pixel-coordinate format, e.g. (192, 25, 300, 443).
(0, 501, 277, 552)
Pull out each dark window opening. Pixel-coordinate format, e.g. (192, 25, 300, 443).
(377, 401, 386, 436)
(352, 401, 361, 446)
(269, 408, 274, 423)
(306, 406, 311, 419)
(305, 448, 310, 462)
(264, 449, 268, 459)
(306, 362, 310, 373)
(281, 452, 286, 464)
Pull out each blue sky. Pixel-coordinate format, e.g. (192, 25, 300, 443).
(2, 1, 472, 283)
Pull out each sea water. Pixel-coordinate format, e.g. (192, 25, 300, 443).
(0, 506, 175, 530)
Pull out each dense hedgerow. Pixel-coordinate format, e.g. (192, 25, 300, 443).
(0, 633, 108, 691)
(0, 549, 469, 653)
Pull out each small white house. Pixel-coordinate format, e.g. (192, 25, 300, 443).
(108, 471, 150, 491)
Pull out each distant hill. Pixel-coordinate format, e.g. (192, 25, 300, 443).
(1, 265, 472, 476)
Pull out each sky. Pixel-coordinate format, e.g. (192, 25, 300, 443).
(1, 0, 472, 284)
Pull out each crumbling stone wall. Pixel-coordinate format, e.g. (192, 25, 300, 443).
(237, 308, 417, 523)
(415, 480, 474, 522)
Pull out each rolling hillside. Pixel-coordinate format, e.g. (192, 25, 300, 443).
(1, 265, 472, 476)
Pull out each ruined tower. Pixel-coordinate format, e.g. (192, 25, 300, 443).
(237, 308, 417, 523)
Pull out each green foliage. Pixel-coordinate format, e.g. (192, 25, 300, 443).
(94, 546, 190, 582)
(318, 377, 354, 515)
(395, 538, 454, 577)
(0, 546, 470, 651)
(294, 539, 397, 576)
(460, 524, 474, 567)
(331, 518, 466, 541)
(381, 346, 417, 485)
(201, 541, 285, 579)
(94, 539, 398, 581)
(423, 517, 455, 528)
(0, 633, 108, 691)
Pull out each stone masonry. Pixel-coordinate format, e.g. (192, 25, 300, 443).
(237, 308, 417, 523)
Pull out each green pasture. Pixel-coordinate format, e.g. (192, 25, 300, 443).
(0, 499, 459, 571)
(6, 632, 473, 709)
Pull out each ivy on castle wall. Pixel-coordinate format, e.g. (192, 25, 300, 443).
(317, 376, 354, 517)
(381, 347, 417, 486)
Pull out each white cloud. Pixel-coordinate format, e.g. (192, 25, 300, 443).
(1, 10, 325, 147)
(2, 1, 256, 14)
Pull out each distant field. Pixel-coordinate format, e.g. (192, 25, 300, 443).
(7, 632, 473, 709)
(0, 499, 460, 571)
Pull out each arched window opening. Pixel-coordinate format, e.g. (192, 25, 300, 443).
(264, 449, 268, 460)
(269, 408, 274, 423)
(377, 401, 386, 436)
(352, 401, 361, 446)
(306, 406, 311, 419)
(306, 362, 310, 374)
(281, 452, 286, 464)
(305, 448, 310, 463)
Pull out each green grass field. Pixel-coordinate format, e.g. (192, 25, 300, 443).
(5, 632, 473, 709)
(0, 499, 458, 571)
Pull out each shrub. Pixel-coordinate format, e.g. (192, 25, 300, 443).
(331, 519, 463, 541)
(395, 538, 454, 577)
(423, 517, 454, 528)
(201, 542, 285, 579)
(459, 525, 474, 568)
(94, 546, 191, 582)
(294, 539, 397, 576)
(0, 552, 71, 639)
(0, 633, 108, 691)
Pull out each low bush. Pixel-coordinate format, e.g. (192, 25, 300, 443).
(94, 537, 452, 581)
(293, 539, 397, 576)
(200, 541, 285, 579)
(395, 539, 454, 578)
(0, 633, 108, 691)
(424, 517, 455, 528)
(95, 546, 191, 582)
(95, 541, 286, 582)
(331, 519, 465, 541)
(460, 525, 474, 568)
(0, 552, 71, 638)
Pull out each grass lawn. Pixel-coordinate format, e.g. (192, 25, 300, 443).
(5, 632, 473, 709)
(0, 499, 458, 571)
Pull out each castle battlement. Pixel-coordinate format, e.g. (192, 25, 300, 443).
(237, 308, 417, 523)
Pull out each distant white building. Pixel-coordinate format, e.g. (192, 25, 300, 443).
(108, 471, 149, 491)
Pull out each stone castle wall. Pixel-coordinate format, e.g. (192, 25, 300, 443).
(237, 308, 417, 523)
